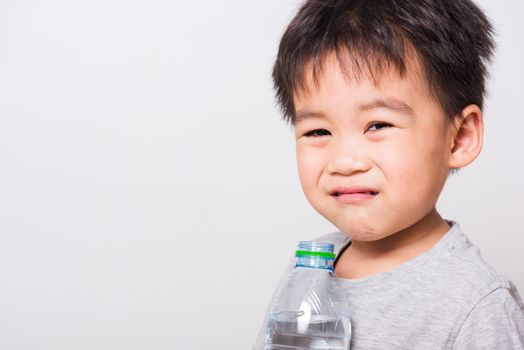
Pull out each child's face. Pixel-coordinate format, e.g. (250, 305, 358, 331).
(293, 54, 455, 242)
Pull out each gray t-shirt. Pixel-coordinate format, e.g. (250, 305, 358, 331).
(254, 221, 524, 349)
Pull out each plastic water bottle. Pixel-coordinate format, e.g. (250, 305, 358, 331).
(265, 241, 351, 350)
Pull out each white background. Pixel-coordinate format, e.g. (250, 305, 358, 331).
(0, 0, 522, 349)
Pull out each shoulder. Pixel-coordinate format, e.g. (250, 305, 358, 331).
(452, 283, 524, 349)
(435, 222, 516, 300)
(439, 222, 524, 347)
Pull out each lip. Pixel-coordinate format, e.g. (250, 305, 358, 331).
(329, 186, 379, 204)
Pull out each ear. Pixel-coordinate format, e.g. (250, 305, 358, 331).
(448, 104, 484, 169)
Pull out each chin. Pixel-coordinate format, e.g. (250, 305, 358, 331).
(330, 217, 387, 242)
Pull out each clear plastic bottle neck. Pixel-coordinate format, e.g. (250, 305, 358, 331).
(295, 241, 335, 272)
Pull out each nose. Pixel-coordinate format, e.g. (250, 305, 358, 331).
(325, 137, 371, 176)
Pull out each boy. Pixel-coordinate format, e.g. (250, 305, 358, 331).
(254, 0, 524, 349)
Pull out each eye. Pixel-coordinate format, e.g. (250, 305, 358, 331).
(366, 122, 392, 132)
(304, 129, 331, 137)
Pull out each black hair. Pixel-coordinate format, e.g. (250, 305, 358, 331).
(272, 0, 495, 124)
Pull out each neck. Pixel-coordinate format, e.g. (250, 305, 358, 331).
(335, 209, 450, 279)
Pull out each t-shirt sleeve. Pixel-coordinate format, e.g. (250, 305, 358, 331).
(453, 285, 524, 349)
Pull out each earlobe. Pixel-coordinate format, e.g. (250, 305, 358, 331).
(448, 104, 484, 169)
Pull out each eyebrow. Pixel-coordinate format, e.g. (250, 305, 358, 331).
(358, 98, 415, 116)
(295, 111, 324, 125)
(294, 97, 415, 125)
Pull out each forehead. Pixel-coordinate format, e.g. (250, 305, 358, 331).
(293, 50, 439, 120)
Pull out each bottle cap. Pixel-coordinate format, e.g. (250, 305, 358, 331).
(295, 241, 336, 270)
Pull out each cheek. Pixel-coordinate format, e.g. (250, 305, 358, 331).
(379, 135, 448, 199)
(374, 137, 415, 176)
(296, 146, 325, 191)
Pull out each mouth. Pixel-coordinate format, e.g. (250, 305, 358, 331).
(329, 187, 379, 197)
(331, 190, 379, 197)
(329, 187, 379, 203)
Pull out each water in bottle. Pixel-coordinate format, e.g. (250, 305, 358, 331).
(265, 241, 351, 350)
